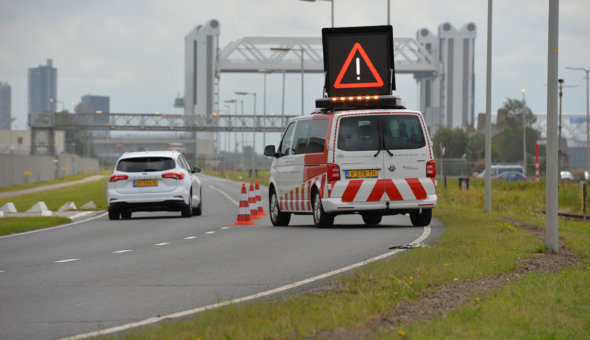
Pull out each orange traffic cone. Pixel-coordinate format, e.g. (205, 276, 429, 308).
(255, 181, 267, 216)
(248, 182, 261, 219)
(233, 183, 256, 225)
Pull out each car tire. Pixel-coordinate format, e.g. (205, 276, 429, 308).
(181, 192, 193, 218)
(269, 189, 290, 226)
(192, 189, 202, 216)
(121, 210, 132, 219)
(312, 190, 334, 228)
(410, 208, 432, 227)
(108, 207, 120, 220)
(362, 213, 382, 225)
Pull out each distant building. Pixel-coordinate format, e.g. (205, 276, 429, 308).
(28, 59, 57, 125)
(0, 82, 11, 130)
(184, 19, 220, 158)
(77, 94, 110, 137)
(416, 23, 477, 134)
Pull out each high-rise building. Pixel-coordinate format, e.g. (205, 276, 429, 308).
(184, 19, 220, 158)
(28, 59, 57, 125)
(0, 82, 11, 130)
(416, 23, 477, 134)
(77, 94, 110, 138)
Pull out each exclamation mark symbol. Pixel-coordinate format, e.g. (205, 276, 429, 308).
(356, 57, 360, 80)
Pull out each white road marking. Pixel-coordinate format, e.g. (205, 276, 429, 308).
(112, 250, 132, 254)
(220, 227, 230, 230)
(0, 270, 5, 273)
(184, 236, 197, 240)
(55, 259, 79, 263)
(154, 243, 169, 246)
(0, 212, 107, 240)
(64, 226, 432, 340)
(205, 231, 215, 235)
(69, 211, 94, 220)
(205, 184, 239, 206)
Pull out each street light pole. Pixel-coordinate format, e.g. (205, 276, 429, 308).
(566, 66, 590, 178)
(522, 88, 527, 176)
(558, 78, 564, 173)
(271, 47, 305, 116)
(236, 91, 257, 176)
(300, 0, 334, 27)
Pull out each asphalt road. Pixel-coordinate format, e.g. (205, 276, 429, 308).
(0, 175, 443, 340)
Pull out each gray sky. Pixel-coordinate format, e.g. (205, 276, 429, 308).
(1, 0, 589, 136)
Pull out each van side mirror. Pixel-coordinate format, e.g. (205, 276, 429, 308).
(192, 166, 201, 173)
(264, 145, 277, 157)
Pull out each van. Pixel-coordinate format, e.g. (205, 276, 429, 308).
(264, 106, 437, 228)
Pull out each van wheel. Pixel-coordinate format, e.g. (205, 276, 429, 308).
(270, 189, 290, 226)
(313, 191, 334, 228)
(362, 213, 382, 225)
(108, 207, 120, 220)
(410, 208, 432, 227)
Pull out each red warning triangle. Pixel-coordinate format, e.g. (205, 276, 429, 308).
(334, 42, 384, 89)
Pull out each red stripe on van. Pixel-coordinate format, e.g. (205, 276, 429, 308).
(367, 179, 403, 201)
(342, 180, 363, 202)
(406, 178, 427, 200)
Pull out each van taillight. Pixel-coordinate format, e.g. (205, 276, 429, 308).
(109, 174, 128, 182)
(328, 163, 341, 181)
(162, 172, 185, 180)
(426, 160, 436, 178)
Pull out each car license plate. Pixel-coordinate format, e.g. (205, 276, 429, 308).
(345, 169, 379, 178)
(134, 179, 158, 187)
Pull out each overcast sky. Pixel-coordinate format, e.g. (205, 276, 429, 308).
(1, 0, 589, 136)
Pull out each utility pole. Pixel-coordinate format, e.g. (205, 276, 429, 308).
(546, 0, 559, 253)
(485, 0, 493, 213)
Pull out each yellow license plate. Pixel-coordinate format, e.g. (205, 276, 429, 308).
(345, 169, 379, 178)
(134, 179, 158, 187)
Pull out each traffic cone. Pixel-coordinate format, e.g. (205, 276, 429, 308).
(233, 184, 256, 225)
(255, 181, 267, 216)
(248, 182, 261, 219)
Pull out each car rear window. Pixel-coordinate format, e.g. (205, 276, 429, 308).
(337, 115, 425, 151)
(116, 157, 175, 172)
(383, 115, 426, 149)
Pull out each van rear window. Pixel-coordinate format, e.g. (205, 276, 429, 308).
(337, 115, 425, 151)
(117, 157, 175, 172)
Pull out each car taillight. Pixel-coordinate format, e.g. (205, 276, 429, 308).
(327, 163, 341, 181)
(426, 160, 436, 178)
(162, 172, 185, 180)
(109, 174, 128, 182)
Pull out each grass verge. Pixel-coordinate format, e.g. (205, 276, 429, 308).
(104, 178, 590, 339)
(0, 174, 93, 193)
(0, 217, 72, 235)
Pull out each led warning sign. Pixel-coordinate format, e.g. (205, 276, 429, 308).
(322, 25, 395, 97)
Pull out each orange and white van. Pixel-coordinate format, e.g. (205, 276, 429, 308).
(264, 97, 437, 228)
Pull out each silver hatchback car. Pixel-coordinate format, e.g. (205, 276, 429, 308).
(107, 150, 202, 220)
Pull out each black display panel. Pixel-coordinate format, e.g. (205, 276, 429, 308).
(322, 25, 395, 97)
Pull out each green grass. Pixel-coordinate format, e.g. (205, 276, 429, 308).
(0, 217, 72, 235)
(0, 178, 107, 212)
(0, 173, 101, 193)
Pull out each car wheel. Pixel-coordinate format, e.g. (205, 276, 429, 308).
(192, 189, 202, 216)
(362, 213, 382, 225)
(410, 208, 432, 227)
(312, 190, 334, 228)
(181, 192, 193, 218)
(108, 207, 120, 220)
(269, 189, 290, 226)
(121, 210, 132, 219)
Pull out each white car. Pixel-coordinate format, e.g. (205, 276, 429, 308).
(107, 150, 202, 220)
(264, 101, 437, 228)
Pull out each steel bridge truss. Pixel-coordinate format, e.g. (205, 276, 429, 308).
(217, 36, 442, 76)
(30, 112, 297, 132)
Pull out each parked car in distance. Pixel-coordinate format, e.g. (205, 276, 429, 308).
(560, 170, 574, 181)
(493, 171, 528, 182)
(477, 164, 525, 178)
(107, 150, 202, 220)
